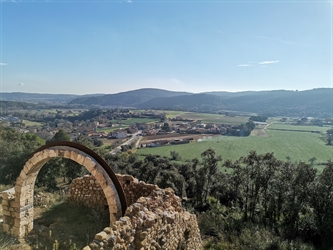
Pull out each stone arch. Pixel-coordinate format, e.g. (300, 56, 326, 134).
(10, 141, 127, 238)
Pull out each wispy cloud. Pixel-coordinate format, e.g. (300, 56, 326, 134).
(0, 63, 8, 66)
(237, 60, 279, 67)
(258, 60, 279, 65)
(237, 64, 252, 67)
(18, 83, 24, 86)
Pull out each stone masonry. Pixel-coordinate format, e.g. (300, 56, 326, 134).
(67, 174, 161, 210)
(77, 175, 202, 250)
(68, 175, 108, 208)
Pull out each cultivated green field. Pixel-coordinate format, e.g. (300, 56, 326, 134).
(23, 120, 43, 127)
(268, 123, 330, 132)
(119, 118, 159, 125)
(136, 130, 333, 169)
(164, 111, 249, 124)
(132, 110, 250, 124)
(97, 125, 128, 133)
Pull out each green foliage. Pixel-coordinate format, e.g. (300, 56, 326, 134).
(36, 130, 105, 191)
(162, 122, 171, 132)
(49, 129, 70, 142)
(0, 125, 45, 184)
(170, 151, 181, 161)
(0, 100, 37, 109)
(250, 115, 268, 122)
(325, 128, 333, 145)
(109, 149, 333, 248)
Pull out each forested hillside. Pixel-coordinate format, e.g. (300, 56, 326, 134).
(138, 88, 332, 116)
(0, 101, 37, 110)
(69, 88, 332, 117)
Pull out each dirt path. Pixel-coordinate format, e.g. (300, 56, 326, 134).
(250, 122, 273, 137)
(264, 122, 273, 129)
(251, 128, 268, 137)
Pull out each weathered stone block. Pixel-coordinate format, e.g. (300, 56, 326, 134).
(95, 231, 107, 241)
(82, 157, 96, 173)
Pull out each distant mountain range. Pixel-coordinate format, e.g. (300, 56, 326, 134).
(1, 88, 332, 117)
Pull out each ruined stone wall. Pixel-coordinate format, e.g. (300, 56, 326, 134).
(80, 175, 202, 250)
(1, 187, 34, 237)
(2, 173, 201, 249)
(1, 188, 16, 235)
(116, 174, 159, 207)
(67, 175, 108, 208)
(67, 174, 159, 209)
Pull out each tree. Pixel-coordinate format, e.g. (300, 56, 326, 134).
(282, 162, 317, 239)
(197, 148, 222, 207)
(310, 161, 333, 246)
(249, 116, 268, 122)
(162, 122, 171, 132)
(309, 157, 317, 166)
(37, 129, 84, 189)
(170, 151, 181, 161)
(49, 129, 70, 142)
(326, 129, 333, 145)
(0, 126, 45, 184)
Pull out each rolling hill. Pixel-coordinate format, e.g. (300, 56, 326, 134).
(69, 88, 191, 106)
(136, 88, 332, 116)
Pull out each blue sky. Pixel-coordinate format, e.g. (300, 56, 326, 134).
(0, 0, 332, 94)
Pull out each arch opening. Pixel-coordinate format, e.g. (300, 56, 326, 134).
(4, 141, 126, 238)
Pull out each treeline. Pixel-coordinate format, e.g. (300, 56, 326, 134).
(106, 150, 333, 249)
(0, 101, 37, 110)
(2, 125, 333, 249)
(0, 127, 102, 189)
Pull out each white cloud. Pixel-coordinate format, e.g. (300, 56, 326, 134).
(238, 64, 252, 67)
(0, 63, 8, 66)
(18, 83, 24, 86)
(238, 60, 279, 67)
(258, 60, 279, 65)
